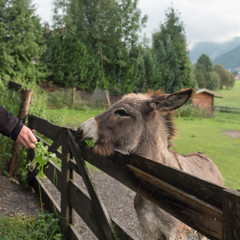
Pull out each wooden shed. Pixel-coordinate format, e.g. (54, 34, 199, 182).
(192, 88, 221, 115)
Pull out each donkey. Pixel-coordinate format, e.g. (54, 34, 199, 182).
(76, 88, 223, 240)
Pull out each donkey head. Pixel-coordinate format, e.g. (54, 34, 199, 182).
(76, 88, 193, 156)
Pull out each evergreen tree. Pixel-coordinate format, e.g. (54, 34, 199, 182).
(52, 0, 147, 92)
(44, 34, 99, 91)
(197, 54, 213, 72)
(194, 54, 220, 90)
(0, 0, 46, 82)
(152, 7, 196, 93)
(194, 63, 206, 88)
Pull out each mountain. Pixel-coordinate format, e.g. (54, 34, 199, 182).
(213, 45, 240, 71)
(189, 37, 240, 64)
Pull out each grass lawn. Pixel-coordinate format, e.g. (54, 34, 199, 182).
(214, 80, 240, 108)
(172, 113, 240, 189)
(46, 108, 104, 129)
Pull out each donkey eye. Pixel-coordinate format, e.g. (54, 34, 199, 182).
(114, 109, 129, 117)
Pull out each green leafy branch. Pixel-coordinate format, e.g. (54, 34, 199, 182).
(27, 141, 58, 178)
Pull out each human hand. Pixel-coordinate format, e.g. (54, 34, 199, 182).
(16, 125, 37, 149)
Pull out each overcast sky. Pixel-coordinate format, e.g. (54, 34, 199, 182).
(33, 0, 240, 48)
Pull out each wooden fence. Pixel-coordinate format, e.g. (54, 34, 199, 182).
(8, 81, 33, 176)
(215, 106, 240, 114)
(27, 114, 240, 240)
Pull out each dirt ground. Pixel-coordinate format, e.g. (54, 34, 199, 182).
(0, 175, 41, 216)
(223, 130, 240, 138)
(0, 171, 141, 239)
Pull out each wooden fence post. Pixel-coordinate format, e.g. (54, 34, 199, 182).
(222, 188, 240, 239)
(105, 90, 111, 107)
(8, 89, 33, 176)
(60, 128, 74, 239)
(72, 87, 76, 110)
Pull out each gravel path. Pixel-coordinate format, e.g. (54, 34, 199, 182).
(0, 175, 41, 216)
(0, 171, 200, 240)
(0, 170, 141, 239)
(38, 169, 142, 239)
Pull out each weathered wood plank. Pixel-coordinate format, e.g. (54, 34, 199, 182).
(32, 177, 61, 216)
(68, 130, 115, 240)
(69, 160, 80, 176)
(61, 128, 73, 239)
(9, 89, 33, 176)
(28, 114, 62, 141)
(128, 165, 223, 240)
(222, 189, 240, 240)
(69, 180, 107, 240)
(43, 160, 62, 193)
(69, 180, 137, 240)
(68, 224, 82, 240)
(111, 217, 137, 240)
(76, 142, 224, 210)
(215, 106, 240, 114)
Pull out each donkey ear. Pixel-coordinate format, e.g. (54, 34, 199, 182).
(149, 88, 193, 111)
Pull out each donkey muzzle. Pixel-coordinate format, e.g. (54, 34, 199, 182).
(75, 117, 98, 143)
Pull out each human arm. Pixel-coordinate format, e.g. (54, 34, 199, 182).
(0, 105, 37, 148)
(16, 125, 37, 149)
(0, 105, 23, 139)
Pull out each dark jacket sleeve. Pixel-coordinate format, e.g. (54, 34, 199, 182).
(0, 106, 24, 141)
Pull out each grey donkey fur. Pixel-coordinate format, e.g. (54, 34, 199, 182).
(76, 88, 223, 240)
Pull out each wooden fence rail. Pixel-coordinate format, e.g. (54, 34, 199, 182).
(27, 114, 240, 240)
(215, 106, 240, 114)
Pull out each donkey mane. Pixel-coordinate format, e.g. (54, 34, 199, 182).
(146, 90, 177, 146)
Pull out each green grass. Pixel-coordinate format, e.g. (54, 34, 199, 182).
(46, 108, 104, 129)
(214, 80, 240, 108)
(0, 213, 63, 240)
(172, 113, 240, 189)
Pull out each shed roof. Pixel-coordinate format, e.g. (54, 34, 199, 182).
(195, 88, 222, 98)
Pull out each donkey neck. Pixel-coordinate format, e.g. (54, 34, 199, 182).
(133, 113, 179, 168)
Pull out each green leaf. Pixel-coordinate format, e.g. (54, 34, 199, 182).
(27, 141, 59, 178)
(85, 139, 95, 148)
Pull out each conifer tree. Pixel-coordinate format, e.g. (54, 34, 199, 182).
(52, 0, 147, 92)
(153, 7, 196, 93)
(0, 0, 46, 82)
(194, 54, 220, 90)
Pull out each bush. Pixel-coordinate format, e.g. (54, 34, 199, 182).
(0, 77, 61, 181)
(175, 104, 209, 119)
(0, 213, 63, 240)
